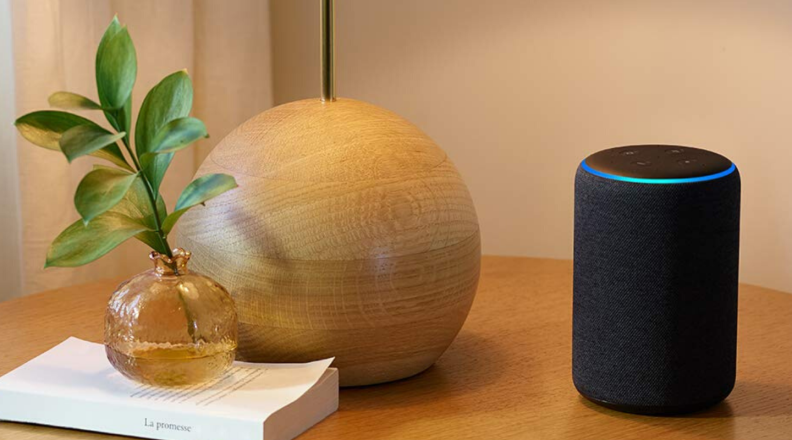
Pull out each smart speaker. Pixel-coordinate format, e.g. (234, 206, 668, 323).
(572, 145, 741, 415)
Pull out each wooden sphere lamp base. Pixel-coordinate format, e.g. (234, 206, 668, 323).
(177, 1, 480, 386)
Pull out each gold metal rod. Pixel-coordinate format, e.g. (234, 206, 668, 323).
(320, 0, 336, 102)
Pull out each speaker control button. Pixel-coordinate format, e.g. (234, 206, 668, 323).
(632, 161, 652, 166)
(677, 159, 699, 165)
(620, 150, 638, 156)
(666, 148, 685, 154)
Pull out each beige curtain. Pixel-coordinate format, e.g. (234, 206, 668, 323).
(2, 0, 272, 300)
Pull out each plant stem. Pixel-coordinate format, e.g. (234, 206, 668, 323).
(118, 123, 173, 260)
(177, 291, 198, 342)
(142, 176, 173, 259)
(112, 111, 194, 343)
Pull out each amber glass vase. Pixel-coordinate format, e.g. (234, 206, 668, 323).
(105, 248, 238, 386)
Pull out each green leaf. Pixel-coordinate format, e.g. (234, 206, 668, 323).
(45, 211, 149, 267)
(14, 111, 132, 171)
(149, 117, 208, 154)
(134, 231, 169, 254)
(96, 17, 136, 109)
(75, 167, 138, 223)
(110, 177, 166, 228)
(136, 70, 193, 195)
(118, 96, 132, 140)
(59, 125, 126, 163)
(97, 16, 122, 58)
(96, 17, 127, 131)
(103, 96, 133, 138)
(48, 92, 102, 110)
(16, 111, 95, 150)
(162, 173, 237, 234)
(110, 177, 169, 254)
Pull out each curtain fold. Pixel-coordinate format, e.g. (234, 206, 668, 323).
(0, 0, 23, 301)
(3, 0, 273, 300)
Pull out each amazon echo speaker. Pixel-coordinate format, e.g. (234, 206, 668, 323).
(572, 145, 740, 415)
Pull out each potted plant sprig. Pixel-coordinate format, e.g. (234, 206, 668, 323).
(14, 16, 239, 386)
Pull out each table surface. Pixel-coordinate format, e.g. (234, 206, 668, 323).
(1, 256, 791, 440)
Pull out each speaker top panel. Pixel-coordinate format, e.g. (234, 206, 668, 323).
(583, 145, 735, 182)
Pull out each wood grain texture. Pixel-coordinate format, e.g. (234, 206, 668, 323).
(176, 98, 481, 386)
(2, 257, 792, 439)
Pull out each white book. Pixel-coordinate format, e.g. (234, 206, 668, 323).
(0, 338, 338, 440)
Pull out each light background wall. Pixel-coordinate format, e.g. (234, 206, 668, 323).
(271, 0, 792, 293)
(3, 0, 792, 298)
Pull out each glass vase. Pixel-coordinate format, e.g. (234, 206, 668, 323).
(104, 248, 238, 386)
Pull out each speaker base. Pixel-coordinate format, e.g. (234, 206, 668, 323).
(580, 393, 727, 416)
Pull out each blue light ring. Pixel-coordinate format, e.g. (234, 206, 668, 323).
(581, 160, 736, 184)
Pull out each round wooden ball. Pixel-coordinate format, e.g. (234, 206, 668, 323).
(177, 98, 480, 386)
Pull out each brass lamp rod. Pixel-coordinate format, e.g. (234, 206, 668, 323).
(320, 0, 336, 102)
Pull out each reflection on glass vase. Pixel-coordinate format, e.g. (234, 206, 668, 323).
(104, 248, 238, 386)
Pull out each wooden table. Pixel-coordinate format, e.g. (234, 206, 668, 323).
(1, 256, 791, 439)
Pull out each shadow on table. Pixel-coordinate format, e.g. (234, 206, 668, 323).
(713, 380, 792, 417)
(574, 379, 792, 439)
(576, 396, 736, 440)
(338, 329, 510, 412)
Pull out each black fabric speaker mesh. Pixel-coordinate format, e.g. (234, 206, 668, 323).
(573, 166, 740, 412)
